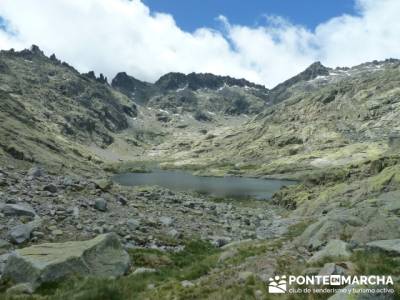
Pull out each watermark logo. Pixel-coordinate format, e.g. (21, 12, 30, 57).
(268, 275, 287, 293)
(266, 275, 394, 295)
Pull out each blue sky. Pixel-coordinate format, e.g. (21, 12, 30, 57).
(143, 0, 356, 32)
(0, 17, 5, 30)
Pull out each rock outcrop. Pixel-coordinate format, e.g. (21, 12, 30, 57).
(3, 233, 131, 289)
(366, 239, 400, 256)
(308, 240, 351, 263)
(1, 203, 36, 218)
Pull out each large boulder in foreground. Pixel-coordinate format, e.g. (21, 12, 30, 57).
(1, 203, 36, 218)
(3, 233, 131, 289)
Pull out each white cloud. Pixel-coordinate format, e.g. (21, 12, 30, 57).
(0, 0, 399, 88)
(314, 0, 400, 67)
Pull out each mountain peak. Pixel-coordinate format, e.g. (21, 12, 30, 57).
(302, 61, 330, 78)
(267, 61, 330, 103)
(30, 45, 44, 55)
(112, 72, 152, 90)
(111, 72, 153, 103)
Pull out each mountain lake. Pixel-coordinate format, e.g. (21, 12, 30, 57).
(112, 169, 297, 200)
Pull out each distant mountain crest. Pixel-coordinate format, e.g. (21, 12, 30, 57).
(154, 72, 267, 91)
(300, 61, 330, 79)
(267, 61, 331, 103)
(111, 71, 269, 114)
(111, 72, 153, 103)
(274, 61, 330, 90)
(112, 72, 152, 92)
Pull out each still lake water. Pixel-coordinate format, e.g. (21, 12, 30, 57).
(112, 170, 296, 200)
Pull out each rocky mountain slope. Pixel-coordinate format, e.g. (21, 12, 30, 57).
(164, 58, 400, 176)
(0, 46, 270, 172)
(0, 46, 139, 173)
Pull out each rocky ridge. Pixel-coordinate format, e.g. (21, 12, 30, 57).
(0, 46, 139, 173)
(112, 71, 269, 117)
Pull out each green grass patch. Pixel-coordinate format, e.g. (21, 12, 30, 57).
(351, 251, 400, 276)
(284, 220, 312, 240)
(351, 251, 400, 299)
(220, 239, 285, 269)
